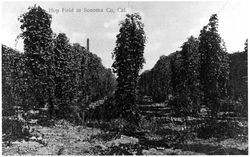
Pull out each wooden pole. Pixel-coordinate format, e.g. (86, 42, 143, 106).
(87, 38, 89, 51)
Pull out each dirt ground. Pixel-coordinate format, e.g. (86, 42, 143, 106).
(2, 119, 248, 155)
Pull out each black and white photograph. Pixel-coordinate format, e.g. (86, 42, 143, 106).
(1, 0, 248, 155)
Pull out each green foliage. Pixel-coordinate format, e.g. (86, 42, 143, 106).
(112, 13, 146, 125)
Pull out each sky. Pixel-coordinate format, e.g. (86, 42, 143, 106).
(1, 0, 249, 71)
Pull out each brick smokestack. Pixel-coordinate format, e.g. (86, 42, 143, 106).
(87, 38, 89, 51)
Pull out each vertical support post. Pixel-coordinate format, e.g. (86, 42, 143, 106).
(87, 38, 89, 51)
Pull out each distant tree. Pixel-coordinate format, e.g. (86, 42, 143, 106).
(138, 70, 152, 99)
(151, 55, 172, 102)
(70, 44, 114, 104)
(138, 53, 178, 103)
(198, 14, 229, 118)
(242, 39, 248, 115)
(112, 13, 146, 125)
(19, 5, 55, 118)
(138, 57, 168, 103)
(169, 54, 179, 98)
(69, 43, 116, 123)
(103, 68, 117, 97)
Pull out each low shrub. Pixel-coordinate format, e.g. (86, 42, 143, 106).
(101, 135, 142, 155)
(2, 117, 31, 142)
(139, 116, 163, 134)
(197, 120, 247, 139)
(102, 143, 143, 155)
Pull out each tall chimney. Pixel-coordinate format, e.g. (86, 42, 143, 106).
(87, 38, 89, 51)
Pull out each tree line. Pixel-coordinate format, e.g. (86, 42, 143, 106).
(2, 5, 116, 123)
(139, 14, 248, 118)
